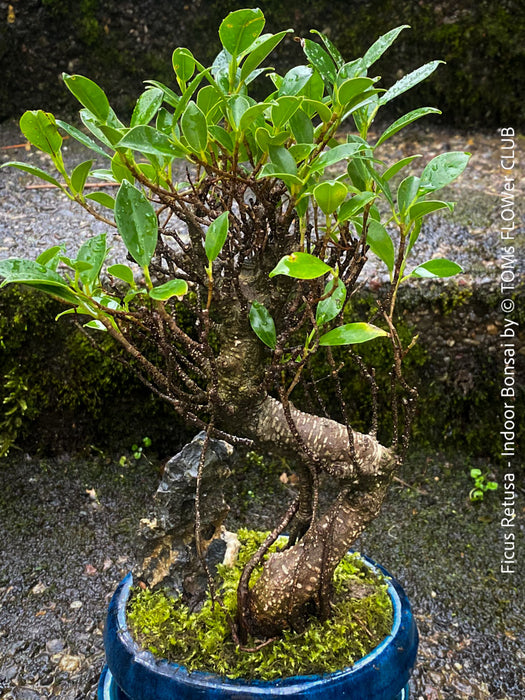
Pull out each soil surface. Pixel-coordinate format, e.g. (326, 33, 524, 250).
(0, 448, 523, 699)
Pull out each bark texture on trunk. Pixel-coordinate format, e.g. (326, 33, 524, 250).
(238, 396, 397, 638)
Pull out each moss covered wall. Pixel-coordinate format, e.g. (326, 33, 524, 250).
(1, 0, 524, 128)
(1, 283, 523, 460)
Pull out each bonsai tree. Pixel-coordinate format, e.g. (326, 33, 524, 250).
(0, 8, 469, 646)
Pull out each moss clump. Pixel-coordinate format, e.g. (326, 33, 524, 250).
(127, 530, 393, 681)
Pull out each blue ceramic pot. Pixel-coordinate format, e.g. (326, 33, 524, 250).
(98, 555, 418, 699)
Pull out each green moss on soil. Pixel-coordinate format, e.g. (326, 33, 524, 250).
(127, 529, 393, 680)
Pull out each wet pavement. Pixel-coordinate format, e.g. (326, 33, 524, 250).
(0, 449, 523, 699)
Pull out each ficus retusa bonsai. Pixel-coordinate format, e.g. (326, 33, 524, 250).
(0, 8, 469, 648)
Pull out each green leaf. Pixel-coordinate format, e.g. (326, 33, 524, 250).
(181, 101, 208, 154)
(227, 95, 251, 129)
(249, 301, 276, 349)
(197, 85, 224, 121)
(470, 468, 482, 478)
(313, 180, 348, 215)
(278, 66, 314, 97)
(79, 110, 114, 148)
(310, 142, 363, 173)
(149, 279, 189, 300)
(204, 211, 229, 262)
(338, 192, 377, 221)
(310, 30, 344, 69)
(19, 110, 62, 156)
(271, 96, 301, 129)
(408, 200, 454, 220)
(36, 245, 64, 269)
(1, 161, 63, 189)
(84, 320, 107, 331)
(131, 88, 164, 127)
(219, 8, 265, 57)
(302, 39, 336, 85)
(382, 155, 421, 181)
(319, 322, 388, 346)
(111, 152, 134, 184)
(107, 264, 135, 286)
(397, 175, 420, 215)
(410, 258, 463, 279)
(114, 181, 158, 267)
(289, 109, 314, 144)
(240, 30, 291, 83)
(70, 159, 93, 194)
(419, 151, 471, 193)
(145, 80, 180, 109)
(366, 220, 395, 272)
(0, 258, 66, 286)
(269, 252, 332, 280)
(363, 26, 409, 68)
(268, 145, 297, 175)
(379, 61, 443, 106)
(63, 74, 110, 122)
(76, 233, 107, 287)
(375, 108, 441, 147)
(302, 98, 332, 123)
(209, 125, 234, 153)
(85, 191, 115, 209)
(237, 102, 269, 132)
(172, 48, 196, 83)
(336, 77, 375, 107)
(117, 125, 184, 158)
(56, 120, 108, 158)
(316, 277, 346, 326)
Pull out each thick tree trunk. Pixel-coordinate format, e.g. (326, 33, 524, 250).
(237, 396, 397, 638)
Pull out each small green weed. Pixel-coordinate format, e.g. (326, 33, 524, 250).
(469, 468, 498, 502)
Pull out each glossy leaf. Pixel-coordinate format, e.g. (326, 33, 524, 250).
(363, 26, 409, 68)
(1, 161, 63, 189)
(302, 39, 336, 85)
(366, 220, 395, 273)
(249, 301, 276, 349)
(240, 30, 291, 82)
(0, 258, 64, 285)
(85, 191, 115, 209)
(237, 102, 269, 132)
(36, 246, 63, 269)
(289, 109, 314, 144)
(408, 200, 454, 220)
(382, 155, 421, 182)
(145, 80, 180, 109)
(114, 181, 158, 267)
(76, 233, 107, 286)
(397, 176, 420, 215)
(20, 110, 62, 156)
(63, 74, 110, 122)
(316, 277, 346, 326)
(117, 125, 183, 158)
(313, 180, 348, 215)
(376, 108, 441, 147)
(149, 279, 189, 300)
(70, 159, 93, 194)
(310, 30, 344, 69)
(172, 48, 196, 83)
(56, 120, 108, 158)
(269, 145, 298, 175)
(271, 96, 301, 129)
(311, 142, 363, 173)
(410, 258, 463, 279)
(336, 77, 375, 107)
(111, 152, 134, 184)
(80, 109, 114, 148)
(278, 66, 313, 97)
(107, 264, 135, 286)
(204, 211, 229, 262)
(319, 322, 388, 346)
(181, 101, 208, 153)
(219, 8, 265, 57)
(419, 152, 471, 193)
(338, 192, 377, 221)
(131, 88, 164, 127)
(228, 95, 252, 129)
(379, 61, 443, 106)
(270, 252, 332, 280)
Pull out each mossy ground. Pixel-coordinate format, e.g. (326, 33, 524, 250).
(127, 529, 393, 680)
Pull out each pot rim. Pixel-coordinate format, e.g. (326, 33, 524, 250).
(105, 552, 417, 694)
